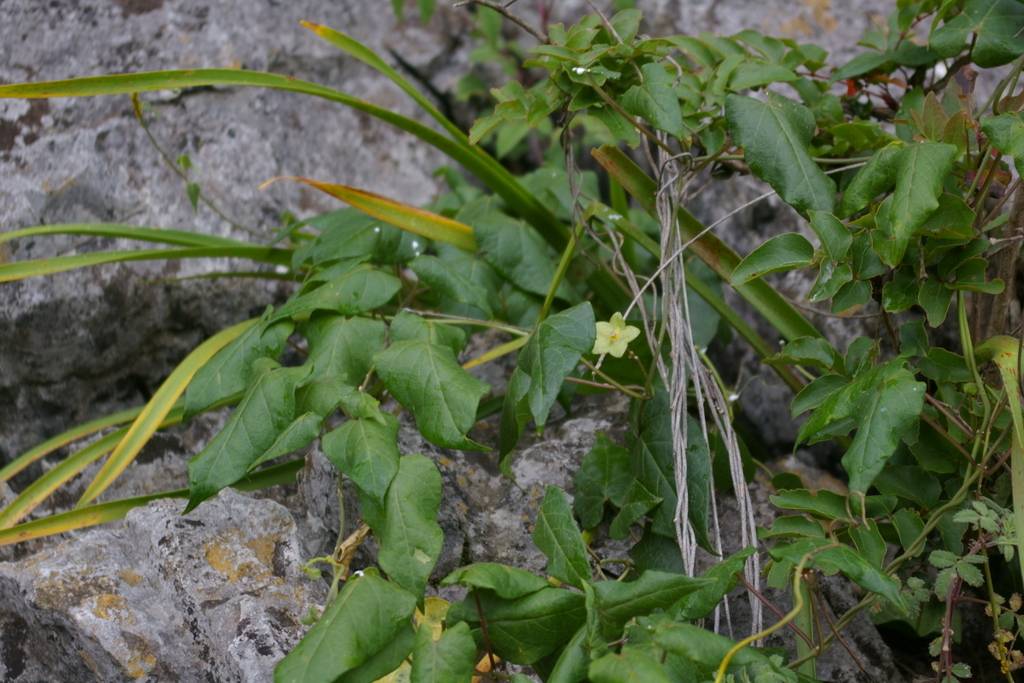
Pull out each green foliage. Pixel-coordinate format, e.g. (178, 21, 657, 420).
(4, 0, 1024, 680)
(725, 94, 836, 215)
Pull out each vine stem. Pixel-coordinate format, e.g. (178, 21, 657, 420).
(452, 0, 547, 42)
(538, 218, 585, 323)
(714, 546, 833, 683)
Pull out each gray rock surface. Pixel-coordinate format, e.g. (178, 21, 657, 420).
(0, 489, 325, 682)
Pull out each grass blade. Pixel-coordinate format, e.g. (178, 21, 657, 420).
(301, 22, 464, 141)
(0, 405, 142, 483)
(0, 245, 291, 283)
(0, 69, 566, 246)
(0, 459, 302, 546)
(0, 223, 248, 248)
(977, 335, 1024, 582)
(0, 428, 124, 529)
(270, 177, 476, 251)
(76, 318, 259, 506)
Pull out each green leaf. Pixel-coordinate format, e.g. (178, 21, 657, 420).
(574, 433, 632, 529)
(183, 318, 294, 419)
(609, 481, 662, 539)
(458, 199, 574, 301)
(374, 339, 490, 450)
(441, 563, 549, 600)
(341, 624, 415, 683)
(791, 374, 848, 417)
(622, 393, 712, 548)
(187, 365, 309, 509)
(812, 545, 909, 613)
(808, 261, 853, 302)
(500, 303, 595, 459)
(304, 316, 382, 385)
(725, 93, 836, 214)
(410, 622, 477, 683)
(831, 279, 871, 314)
(918, 280, 953, 327)
(271, 265, 401, 322)
(322, 415, 400, 504)
(731, 233, 814, 285)
(248, 412, 323, 469)
(808, 211, 853, 262)
(446, 587, 586, 664)
(186, 182, 201, 211)
(365, 454, 444, 595)
(920, 193, 975, 240)
(771, 488, 848, 520)
(653, 622, 773, 673)
(675, 548, 756, 621)
(589, 649, 673, 683)
(837, 143, 901, 218)
(881, 269, 919, 313)
(983, 113, 1024, 175)
(775, 336, 840, 371)
(389, 311, 467, 357)
(849, 519, 887, 568)
(274, 571, 417, 683)
(874, 465, 941, 509)
(293, 209, 400, 268)
(892, 508, 926, 552)
(591, 571, 711, 639)
(918, 347, 972, 384)
(547, 627, 589, 683)
(410, 254, 493, 318)
(841, 367, 924, 492)
(729, 62, 798, 91)
(873, 142, 958, 266)
(532, 486, 591, 588)
(930, 0, 1024, 67)
(621, 63, 684, 138)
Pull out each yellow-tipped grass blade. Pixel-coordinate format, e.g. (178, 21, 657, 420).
(977, 335, 1024, 581)
(0, 429, 123, 529)
(0, 407, 185, 529)
(0, 405, 142, 484)
(76, 318, 258, 507)
(0, 246, 291, 283)
(0, 459, 302, 546)
(264, 177, 477, 252)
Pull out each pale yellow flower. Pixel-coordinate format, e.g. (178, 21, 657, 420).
(592, 312, 640, 358)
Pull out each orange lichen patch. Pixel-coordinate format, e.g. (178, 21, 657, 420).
(124, 650, 157, 679)
(805, 0, 838, 32)
(204, 533, 278, 583)
(118, 569, 143, 587)
(780, 16, 814, 37)
(92, 593, 128, 620)
(35, 572, 118, 611)
(244, 535, 277, 567)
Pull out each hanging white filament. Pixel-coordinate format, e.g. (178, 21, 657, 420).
(652, 136, 762, 636)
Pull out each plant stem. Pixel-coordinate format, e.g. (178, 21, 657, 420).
(538, 219, 585, 323)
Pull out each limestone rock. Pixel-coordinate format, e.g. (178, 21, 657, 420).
(0, 489, 325, 682)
